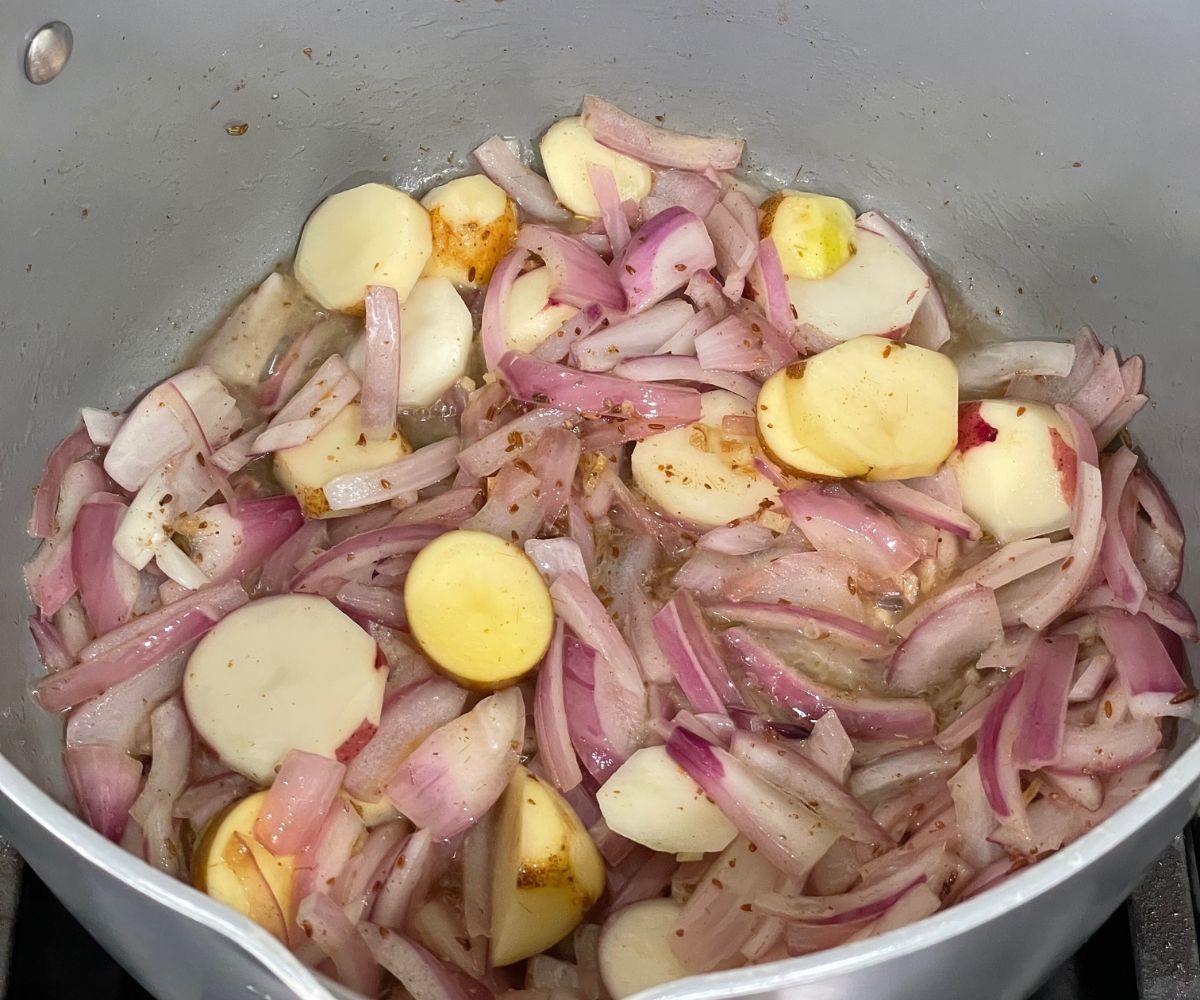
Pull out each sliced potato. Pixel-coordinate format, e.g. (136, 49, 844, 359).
(760, 191, 856, 280)
(421, 175, 518, 287)
(948, 399, 1075, 543)
(505, 267, 578, 354)
(786, 227, 929, 343)
(758, 337, 958, 481)
(491, 767, 605, 966)
(598, 898, 693, 999)
(274, 402, 412, 518)
(631, 390, 779, 527)
(756, 366, 853, 479)
(404, 530, 554, 690)
(597, 746, 737, 854)
(192, 791, 296, 940)
(183, 595, 386, 784)
(295, 182, 432, 312)
(395, 277, 474, 409)
(540, 117, 653, 218)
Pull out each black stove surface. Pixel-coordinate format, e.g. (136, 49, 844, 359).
(5, 822, 1200, 1000)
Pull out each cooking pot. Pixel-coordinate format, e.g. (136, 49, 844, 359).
(1, 1, 1197, 998)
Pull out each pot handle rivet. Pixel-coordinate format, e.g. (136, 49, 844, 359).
(24, 21, 73, 85)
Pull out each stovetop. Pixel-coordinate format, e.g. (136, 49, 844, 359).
(3, 823, 1199, 999)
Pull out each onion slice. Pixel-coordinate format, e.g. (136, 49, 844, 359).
(473, 135, 571, 224)
(581, 96, 744, 171)
(360, 285, 403, 441)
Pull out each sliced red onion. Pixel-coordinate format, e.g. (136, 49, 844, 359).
(472, 135, 571, 224)
(802, 711, 855, 785)
(1093, 393, 1148, 450)
(704, 199, 757, 301)
(372, 827, 437, 930)
(723, 551, 863, 621)
(1068, 347, 1127, 429)
(1132, 467, 1185, 593)
(886, 585, 1003, 694)
(390, 488, 483, 530)
(177, 495, 305, 587)
(105, 367, 240, 491)
(462, 462, 542, 544)
(291, 523, 446, 594)
(759, 859, 934, 925)
(1055, 718, 1161, 775)
(385, 687, 524, 839)
(697, 523, 775, 556)
(359, 924, 490, 1000)
(954, 538, 1076, 596)
(855, 211, 951, 350)
(516, 225, 625, 311)
(561, 636, 637, 779)
(666, 728, 838, 879)
(654, 303, 714, 356)
(641, 168, 723, 220)
(1011, 633, 1080, 769)
(732, 732, 892, 847)
(523, 538, 589, 586)
(847, 745, 962, 802)
(251, 354, 360, 454)
(173, 772, 256, 830)
(323, 436, 461, 512)
(693, 313, 768, 372)
(954, 341, 1076, 392)
(533, 622, 582, 792)
(64, 743, 143, 842)
(669, 837, 779, 972)
(587, 163, 631, 256)
(38, 581, 249, 712)
(333, 581, 407, 628)
(531, 303, 608, 363)
(854, 480, 981, 541)
(291, 798, 365, 922)
(66, 648, 188, 753)
(653, 591, 742, 713)
(257, 317, 343, 415)
(976, 673, 1028, 826)
(128, 696, 192, 875)
(28, 425, 94, 538)
(948, 758, 1002, 869)
(1096, 610, 1189, 719)
(332, 820, 411, 923)
(295, 893, 380, 996)
(1099, 447, 1147, 612)
(1016, 460, 1104, 631)
(498, 351, 702, 423)
(573, 301, 694, 372)
(706, 601, 890, 656)
(81, 408, 123, 447)
(934, 686, 1003, 751)
(1008, 326, 1104, 404)
(580, 95, 744, 171)
(359, 285, 403, 440)
(480, 248, 526, 371)
(781, 486, 922, 580)
(611, 355, 761, 400)
(750, 237, 797, 335)
(456, 408, 575, 478)
(255, 519, 327, 596)
(344, 677, 468, 802)
(616, 206, 717, 314)
(724, 628, 935, 740)
(254, 749, 346, 856)
(1041, 768, 1104, 811)
(72, 497, 140, 636)
(29, 616, 73, 673)
(1143, 590, 1198, 641)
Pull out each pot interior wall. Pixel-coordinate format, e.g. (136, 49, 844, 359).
(1, 0, 1197, 804)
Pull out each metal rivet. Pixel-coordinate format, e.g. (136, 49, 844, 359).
(25, 21, 73, 85)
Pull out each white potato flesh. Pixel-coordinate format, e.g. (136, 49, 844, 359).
(393, 277, 474, 408)
(295, 182, 432, 312)
(597, 746, 737, 854)
(760, 191, 856, 280)
(184, 595, 386, 784)
(539, 117, 653, 218)
(787, 227, 930, 343)
(631, 390, 778, 527)
(192, 791, 296, 940)
(505, 267, 578, 354)
(404, 530, 554, 690)
(948, 399, 1075, 543)
(599, 898, 693, 1000)
(274, 402, 412, 518)
(761, 337, 959, 481)
(491, 767, 605, 966)
(421, 175, 518, 287)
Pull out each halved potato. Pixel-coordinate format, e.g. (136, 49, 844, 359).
(421, 175, 517, 287)
(760, 191, 856, 280)
(540, 117, 652, 218)
(490, 767, 605, 966)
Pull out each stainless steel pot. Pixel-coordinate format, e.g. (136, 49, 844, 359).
(1, 2, 1197, 998)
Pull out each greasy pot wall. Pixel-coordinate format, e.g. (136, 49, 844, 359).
(0, 2, 1197, 1000)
